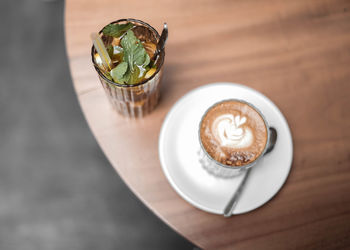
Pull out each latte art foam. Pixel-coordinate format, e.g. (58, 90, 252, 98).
(200, 100, 268, 167)
(212, 114, 253, 148)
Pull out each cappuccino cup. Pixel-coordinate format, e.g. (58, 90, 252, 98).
(199, 99, 275, 178)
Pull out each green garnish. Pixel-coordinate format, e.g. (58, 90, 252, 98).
(102, 22, 133, 38)
(111, 62, 128, 82)
(110, 30, 151, 84)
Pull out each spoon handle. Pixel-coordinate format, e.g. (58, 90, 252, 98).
(223, 168, 252, 217)
(157, 23, 168, 53)
(223, 127, 277, 217)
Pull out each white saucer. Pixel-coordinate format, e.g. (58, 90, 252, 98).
(159, 83, 293, 215)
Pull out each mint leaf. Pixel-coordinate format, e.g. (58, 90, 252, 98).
(102, 22, 133, 38)
(120, 30, 138, 50)
(108, 30, 152, 85)
(121, 30, 138, 71)
(110, 62, 128, 83)
(143, 53, 150, 67)
(134, 46, 148, 66)
(118, 30, 151, 84)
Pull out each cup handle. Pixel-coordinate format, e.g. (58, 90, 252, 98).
(264, 127, 277, 155)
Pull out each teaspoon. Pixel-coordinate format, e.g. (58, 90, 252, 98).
(223, 127, 277, 217)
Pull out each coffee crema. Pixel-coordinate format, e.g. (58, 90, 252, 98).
(199, 100, 268, 167)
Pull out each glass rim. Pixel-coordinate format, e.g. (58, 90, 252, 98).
(198, 98, 271, 169)
(91, 18, 165, 88)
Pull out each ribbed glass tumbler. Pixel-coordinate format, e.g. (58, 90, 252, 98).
(91, 18, 165, 118)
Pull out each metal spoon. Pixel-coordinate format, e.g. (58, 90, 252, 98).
(152, 23, 168, 61)
(223, 127, 277, 217)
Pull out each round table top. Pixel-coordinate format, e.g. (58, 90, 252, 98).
(65, 0, 350, 249)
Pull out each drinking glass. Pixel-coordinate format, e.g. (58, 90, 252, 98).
(91, 18, 165, 118)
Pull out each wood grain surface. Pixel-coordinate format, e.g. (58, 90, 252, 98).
(65, 0, 350, 249)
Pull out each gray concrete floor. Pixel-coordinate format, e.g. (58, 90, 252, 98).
(0, 0, 194, 249)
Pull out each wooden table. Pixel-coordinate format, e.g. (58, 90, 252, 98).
(65, 0, 350, 249)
